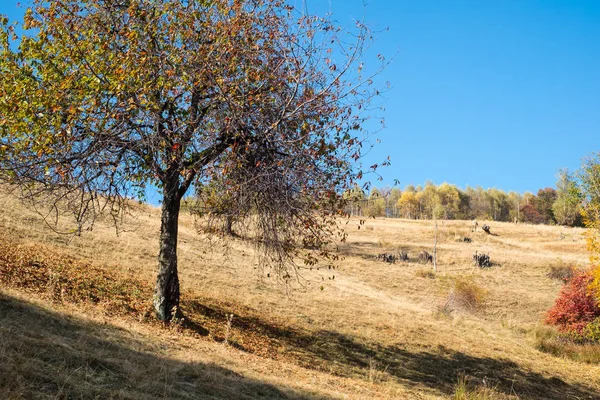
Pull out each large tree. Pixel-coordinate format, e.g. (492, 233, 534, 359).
(0, 0, 384, 320)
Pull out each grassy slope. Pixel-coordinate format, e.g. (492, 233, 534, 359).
(0, 190, 599, 399)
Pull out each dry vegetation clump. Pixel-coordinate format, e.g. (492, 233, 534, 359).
(453, 375, 510, 400)
(440, 277, 487, 314)
(546, 263, 575, 282)
(415, 269, 436, 279)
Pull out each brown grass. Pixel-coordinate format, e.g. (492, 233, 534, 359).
(533, 326, 600, 365)
(0, 189, 599, 399)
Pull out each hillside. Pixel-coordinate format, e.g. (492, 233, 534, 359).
(0, 189, 599, 399)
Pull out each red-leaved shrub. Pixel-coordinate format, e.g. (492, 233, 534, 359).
(545, 270, 600, 334)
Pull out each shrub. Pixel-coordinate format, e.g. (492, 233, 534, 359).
(415, 269, 435, 279)
(545, 270, 600, 335)
(440, 278, 486, 314)
(546, 264, 575, 282)
(583, 317, 600, 342)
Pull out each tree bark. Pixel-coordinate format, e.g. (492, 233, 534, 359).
(153, 178, 182, 321)
(224, 214, 234, 236)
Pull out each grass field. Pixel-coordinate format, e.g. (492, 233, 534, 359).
(0, 189, 599, 399)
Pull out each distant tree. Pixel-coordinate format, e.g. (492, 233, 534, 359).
(520, 203, 545, 224)
(484, 188, 510, 221)
(344, 184, 366, 217)
(536, 188, 558, 224)
(388, 187, 402, 217)
(404, 184, 417, 194)
(552, 169, 583, 227)
(436, 183, 461, 219)
(507, 191, 522, 222)
(397, 191, 419, 219)
(419, 182, 439, 219)
(466, 186, 490, 219)
(457, 189, 471, 220)
(0, 0, 385, 321)
(367, 188, 386, 217)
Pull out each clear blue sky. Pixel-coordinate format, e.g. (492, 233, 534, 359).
(307, 0, 600, 193)
(3, 1, 599, 196)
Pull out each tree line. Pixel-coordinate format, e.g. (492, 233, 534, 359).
(345, 170, 583, 226)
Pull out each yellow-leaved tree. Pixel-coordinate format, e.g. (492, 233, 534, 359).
(579, 152, 600, 302)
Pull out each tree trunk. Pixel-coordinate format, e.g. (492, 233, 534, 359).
(224, 214, 234, 236)
(154, 181, 182, 321)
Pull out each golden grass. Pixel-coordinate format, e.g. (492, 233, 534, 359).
(0, 189, 599, 399)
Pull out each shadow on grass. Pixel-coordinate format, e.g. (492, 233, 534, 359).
(186, 299, 600, 400)
(0, 293, 318, 400)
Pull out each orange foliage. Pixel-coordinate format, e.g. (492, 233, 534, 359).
(545, 270, 600, 335)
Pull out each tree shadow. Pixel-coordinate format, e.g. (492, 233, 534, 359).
(185, 299, 600, 399)
(0, 293, 318, 400)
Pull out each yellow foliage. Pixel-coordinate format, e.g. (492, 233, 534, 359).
(580, 152, 600, 304)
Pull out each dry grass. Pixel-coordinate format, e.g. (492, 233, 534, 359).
(415, 269, 436, 279)
(453, 375, 511, 400)
(533, 326, 600, 365)
(0, 189, 599, 399)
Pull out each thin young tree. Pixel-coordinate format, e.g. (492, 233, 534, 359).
(0, 0, 386, 321)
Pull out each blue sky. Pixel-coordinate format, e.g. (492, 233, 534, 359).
(316, 0, 600, 193)
(2, 1, 599, 196)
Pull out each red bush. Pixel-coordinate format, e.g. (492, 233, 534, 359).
(545, 270, 600, 334)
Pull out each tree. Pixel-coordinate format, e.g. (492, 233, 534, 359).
(419, 181, 439, 219)
(387, 187, 402, 217)
(397, 190, 419, 219)
(552, 169, 582, 227)
(0, 1, 384, 321)
(520, 203, 545, 224)
(536, 188, 557, 224)
(507, 191, 522, 222)
(436, 183, 460, 219)
(580, 153, 600, 266)
(366, 188, 386, 217)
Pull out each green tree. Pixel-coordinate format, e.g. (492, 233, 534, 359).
(536, 188, 558, 224)
(0, 1, 383, 321)
(436, 182, 460, 219)
(552, 169, 582, 227)
(507, 191, 522, 222)
(419, 181, 439, 219)
(388, 187, 402, 217)
(367, 188, 386, 217)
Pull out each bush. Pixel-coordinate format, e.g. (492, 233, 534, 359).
(415, 269, 436, 279)
(545, 270, 600, 335)
(546, 264, 575, 282)
(440, 278, 486, 314)
(583, 317, 600, 342)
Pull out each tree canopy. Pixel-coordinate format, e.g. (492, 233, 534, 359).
(0, 0, 385, 321)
